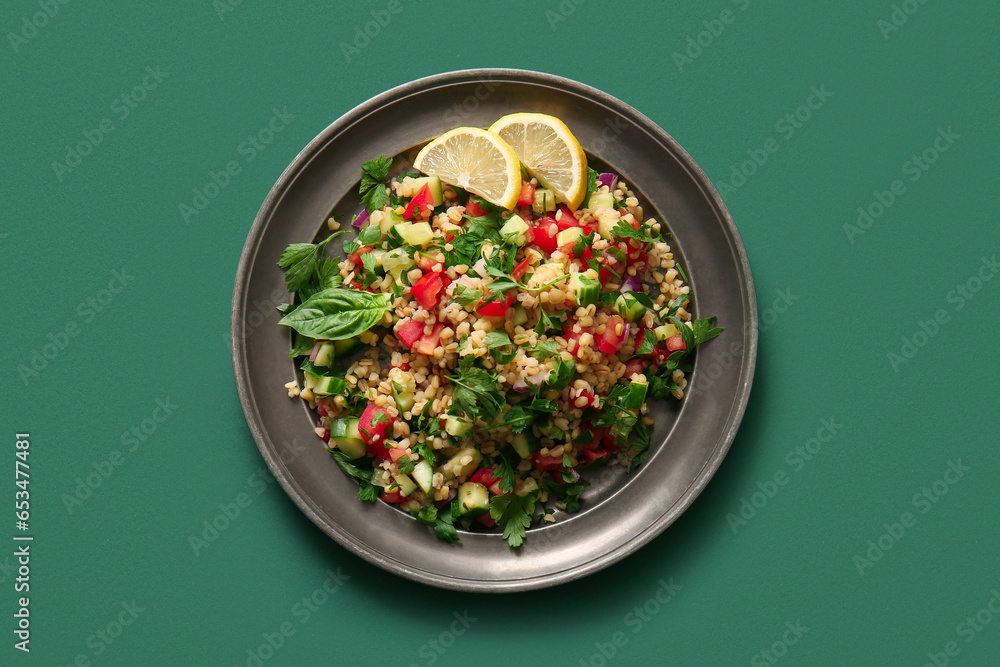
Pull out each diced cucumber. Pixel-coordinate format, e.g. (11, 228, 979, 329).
(395, 221, 434, 247)
(371, 210, 394, 237)
(313, 342, 336, 367)
(302, 372, 319, 390)
(392, 472, 418, 497)
(654, 323, 679, 341)
(515, 476, 540, 497)
(456, 482, 489, 517)
(383, 247, 415, 279)
(555, 226, 584, 249)
(615, 293, 647, 323)
(411, 460, 433, 495)
(588, 191, 615, 211)
(371, 468, 391, 488)
(410, 175, 444, 206)
(312, 375, 347, 397)
(532, 187, 556, 215)
(441, 446, 482, 481)
(369, 248, 386, 270)
(511, 304, 528, 327)
(596, 209, 621, 240)
(510, 432, 540, 459)
(330, 418, 365, 460)
(333, 337, 362, 355)
(388, 367, 416, 413)
(621, 381, 648, 410)
(568, 273, 600, 307)
(499, 214, 530, 246)
(444, 415, 473, 438)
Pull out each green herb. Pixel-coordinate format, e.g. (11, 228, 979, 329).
(359, 155, 392, 213)
(611, 219, 658, 245)
(528, 340, 558, 360)
(489, 493, 536, 548)
(358, 224, 382, 246)
(496, 445, 520, 494)
(636, 329, 657, 356)
(491, 405, 530, 433)
(277, 230, 348, 293)
(409, 506, 459, 543)
(412, 442, 435, 465)
(360, 252, 378, 286)
(395, 455, 415, 475)
(447, 366, 504, 424)
(571, 228, 596, 258)
(327, 449, 378, 502)
(534, 309, 564, 335)
(583, 167, 599, 208)
(279, 288, 391, 340)
(452, 285, 484, 307)
(484, 331, 516, 365)
(675, 262, 688, 282)
(528, 397, 558, 413)
(547, 357, 576, 389)
(691, 317, 724, 345)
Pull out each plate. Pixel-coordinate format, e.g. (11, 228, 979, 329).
(231, 69, 756, 592)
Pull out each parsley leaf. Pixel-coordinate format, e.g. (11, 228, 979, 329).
(636, 329, 657, 356)
(583, 167, 599, 208)
(452, 285, 484, 307)
(395, 455, 415, 475)
(489, 493, 535, 548)
(410, 506, 459, 543)
(484, 331, 516, 365)
(691, 317, 724, 345)
(327, 449, 377, 502)
(547, 357, 576, 390)
(611, 220, 657, 245)
(496, 445, 520, 494)
(528, 340, 559, 360)
(359, 154, 392, 213)
(277, 231, 348, 293)
(358, 224, 382, 246)
(447, 367, 504, 424)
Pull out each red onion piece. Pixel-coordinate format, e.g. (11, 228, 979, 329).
(512, 378, 529, 393)
(434, 489, 455, 508)
(527, 370, 549, 387)
(353, 210, 370, 228)
(621, 275, 644, 293)
(597, 173, 618, 190)
(308, 342, 322, 361)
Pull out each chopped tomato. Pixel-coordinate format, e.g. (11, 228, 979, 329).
(555, 205, 580, 230)
(404, 183, 434, 219)
(348, 245, 372, 266)
(476, 514, 496, 528)
(560, 238, 593, 261)
(596, 315, 628, 355)
(465, 197, 489, 218)
(517, 182, 535, 208)
(571, 387, 600, 409)
(359, 404, 394, 459)
(531, 216, 560, 254)
(562, 325, 583, 356)
(415, 251, 443, 273)
(531, 453, 564, 472)
(624, 357, 646, 378)
(388, 448, 408, 463)
(380, 490, 408, 504)
(511, 257, 532, 282)
(395, 318, 425, 349)
(413, 323, 445, 356)
(411, 272, 444, 310)
(579, 449, 610, 464)
(599, 250, 627, 283)
(666, 333, 687, 352)
(468, 467, 499, 486)
(476, 291, 514, 317)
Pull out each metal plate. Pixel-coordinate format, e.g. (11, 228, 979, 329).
(231, 69, 756, 592)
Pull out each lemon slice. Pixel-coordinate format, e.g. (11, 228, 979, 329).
(413, 127, 521, 210)
(489, 113, 587, 210)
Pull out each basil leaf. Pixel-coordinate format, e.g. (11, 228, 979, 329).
(279, 288, 390, 340)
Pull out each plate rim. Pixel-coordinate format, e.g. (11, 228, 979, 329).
(231, 68, 757, 592)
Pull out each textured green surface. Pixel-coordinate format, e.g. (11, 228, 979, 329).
(3, 1, 998, 665)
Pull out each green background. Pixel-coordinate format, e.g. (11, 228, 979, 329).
(3, 1, 998, 665)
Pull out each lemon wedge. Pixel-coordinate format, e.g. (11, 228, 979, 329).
(489, 113, 587, 210)
(413, 127, 522, 210)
